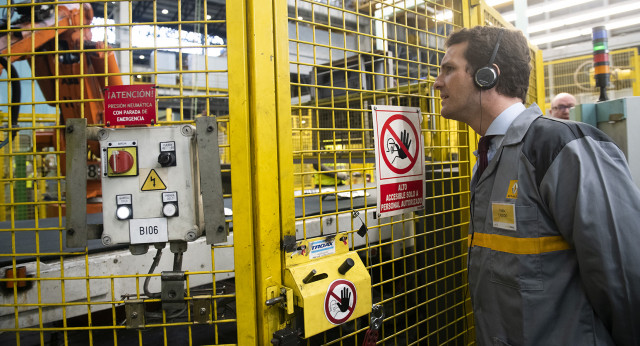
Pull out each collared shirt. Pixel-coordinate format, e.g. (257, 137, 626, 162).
(473, 102, 526, 175)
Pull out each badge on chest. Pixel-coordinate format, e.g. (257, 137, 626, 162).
(492, 202, 516, 231)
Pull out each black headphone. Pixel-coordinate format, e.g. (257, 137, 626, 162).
(474, 30, 504, 89)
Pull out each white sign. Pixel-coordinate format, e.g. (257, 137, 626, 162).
(117, 194, 132, 205)
(309, 238, 335, 259)
(129, 218, 169, 244)
(372, 105, 425, 218)
(160, 141, 175, 152)
(162, 191, 178, 202)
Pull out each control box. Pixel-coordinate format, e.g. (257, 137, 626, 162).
(98, 125, 203, 247)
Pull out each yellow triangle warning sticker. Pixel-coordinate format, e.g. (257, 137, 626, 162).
(141, 169, 167, 191)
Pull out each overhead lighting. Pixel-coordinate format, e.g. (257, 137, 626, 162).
(527, 2, 640, 34)
(139, 55, 145, 60)
(206, 15, 211, 20)
(435, 9, 453, 21)
(161, 9, 169, 15)
(605, 17, 640, 31)
(531, 28, 591, 46)
(485, 0, 511, 6)
(530, 16, 640, 46)
(501, 0, 595, 22)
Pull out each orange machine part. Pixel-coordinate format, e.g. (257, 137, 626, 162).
(1, 3, 123, 205)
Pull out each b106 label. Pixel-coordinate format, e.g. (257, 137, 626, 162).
(129, 218, 169, 244)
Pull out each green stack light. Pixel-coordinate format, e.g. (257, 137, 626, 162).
(592, 26, 610, 101)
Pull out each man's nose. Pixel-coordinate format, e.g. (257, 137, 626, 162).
(434, 75, 443, 89)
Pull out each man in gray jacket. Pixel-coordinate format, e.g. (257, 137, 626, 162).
(434, 25, 640, 345)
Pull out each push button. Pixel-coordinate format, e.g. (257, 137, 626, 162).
(162, 192, 179, 217)
(109, 150, 134, 174)
(115, 194, 133, 220)
(116, 205, 133, 220)
(162, 203, 178, 217)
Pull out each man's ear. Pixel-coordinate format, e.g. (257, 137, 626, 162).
(493, 64, 501, 77)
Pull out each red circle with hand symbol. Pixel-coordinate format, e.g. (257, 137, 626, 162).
(324, 279, 357, 324)
(380, 114, 420, 175)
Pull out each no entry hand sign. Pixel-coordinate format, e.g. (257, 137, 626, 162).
(372, 105, 425, 218)
(324, 279, 357, 325)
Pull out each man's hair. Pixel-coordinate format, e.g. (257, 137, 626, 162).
(445, 26, 531, 102)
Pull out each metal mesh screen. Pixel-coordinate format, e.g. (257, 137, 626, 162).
(289, 0, 471, 344)
(0, 1, 236, 345)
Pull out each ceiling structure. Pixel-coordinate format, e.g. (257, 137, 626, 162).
(89, 0, 640, 63)
(488, 0, 640, 61)
(91, 0, 227, 42)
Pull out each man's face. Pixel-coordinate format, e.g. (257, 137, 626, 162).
(434, 42, 480, 124)
(550, 95, 576, 120)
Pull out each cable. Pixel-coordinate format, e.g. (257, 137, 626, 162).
(463, 87, 483, 344)
(0, 57, 20, 149)
(143, 247, 163, 298)
(140, 247, 188, 321)
(145, 306, 188, 321)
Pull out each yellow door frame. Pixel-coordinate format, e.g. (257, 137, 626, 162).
(228, 0, 295, 344)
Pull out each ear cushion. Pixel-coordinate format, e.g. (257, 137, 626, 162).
(474, 66, 498, 89)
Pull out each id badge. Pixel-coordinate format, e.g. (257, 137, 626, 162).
(492, 202, 516, 231)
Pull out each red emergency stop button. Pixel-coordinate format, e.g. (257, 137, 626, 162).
(109, 150, 134, 174)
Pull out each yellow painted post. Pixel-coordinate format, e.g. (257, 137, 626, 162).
(229, 0, 292, 343)
(273, 2, 296, 239)
(535, 49, 546, 113)
(227, 1, 259, 344)
(634, 54, 640, 96)
(469, 0, 481, 27)
(0, 114, 5, 221)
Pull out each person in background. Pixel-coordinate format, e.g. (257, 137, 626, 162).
(434, 25, 640, 345)
(549, 92, 576, 119)
(313, 163, 348, 188)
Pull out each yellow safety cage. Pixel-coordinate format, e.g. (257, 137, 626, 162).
(0, 1, 544, 345)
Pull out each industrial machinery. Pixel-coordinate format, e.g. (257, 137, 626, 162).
(571, 97, 640, 185)
(571, 27, 640, 186)
(0, 1, 230, 329)
(0, 1, 122, 209)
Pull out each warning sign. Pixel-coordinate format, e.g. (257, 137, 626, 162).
(324, 279, 357, 325)
(372, 106, 425, 218)
(104, 84, 157, 126)
(141, 169, 167, 191)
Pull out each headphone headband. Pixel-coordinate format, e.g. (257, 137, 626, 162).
(487, 30, 504, 68)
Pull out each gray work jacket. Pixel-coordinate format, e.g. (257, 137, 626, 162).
(468, 104, 640, 346)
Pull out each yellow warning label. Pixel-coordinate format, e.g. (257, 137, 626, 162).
(506, 180, 518, 199)
(141, 169, 167, 191)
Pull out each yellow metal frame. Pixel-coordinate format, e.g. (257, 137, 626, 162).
(227, 1, 259, 343)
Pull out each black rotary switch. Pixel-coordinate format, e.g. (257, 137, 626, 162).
(157, 151, 176, 167)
